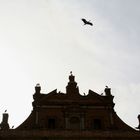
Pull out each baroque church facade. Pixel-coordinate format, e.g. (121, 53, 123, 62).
(0, 72, 140, 140)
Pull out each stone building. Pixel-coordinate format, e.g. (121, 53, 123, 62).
(0, 72, 140, 140)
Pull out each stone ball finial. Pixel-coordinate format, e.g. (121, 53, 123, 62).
(69, 71, 75, 82)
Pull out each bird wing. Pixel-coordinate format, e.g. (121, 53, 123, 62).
(88, 21, 93, 26)
(81, 18, 87, 24)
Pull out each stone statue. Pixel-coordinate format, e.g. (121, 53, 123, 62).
(137, 114, 140, 130)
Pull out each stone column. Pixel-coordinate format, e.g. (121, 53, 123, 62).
(81, 117, 85, 130)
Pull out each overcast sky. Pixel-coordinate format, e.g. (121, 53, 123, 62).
(0, 0, 140, 129)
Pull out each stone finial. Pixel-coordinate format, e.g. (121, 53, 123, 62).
(35, 83, 41, 93)
(66, 72, 79, 95)
(104, 86, 111, 96)
(0, 112, 10, 130)
(69, 71, 75, 82)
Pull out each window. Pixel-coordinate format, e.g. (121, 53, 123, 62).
(92, 119, 102, 129)
(48, 118, 56, 129)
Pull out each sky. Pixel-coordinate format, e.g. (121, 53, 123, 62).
(0, 0, 140, 129)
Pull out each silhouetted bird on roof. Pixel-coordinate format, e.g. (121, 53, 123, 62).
(4, 110, 7, 113)
(81, 18, 93, 26)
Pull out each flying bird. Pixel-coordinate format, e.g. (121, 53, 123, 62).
(81, 18, 93, 26)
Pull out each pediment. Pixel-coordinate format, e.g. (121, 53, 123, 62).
(37, 89, 67, 105)
(85, 89, 106, 104)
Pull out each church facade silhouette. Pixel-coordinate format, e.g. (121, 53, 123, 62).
(0, 72, 140, 139)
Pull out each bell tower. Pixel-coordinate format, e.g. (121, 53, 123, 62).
(66, 72, 79, 96)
